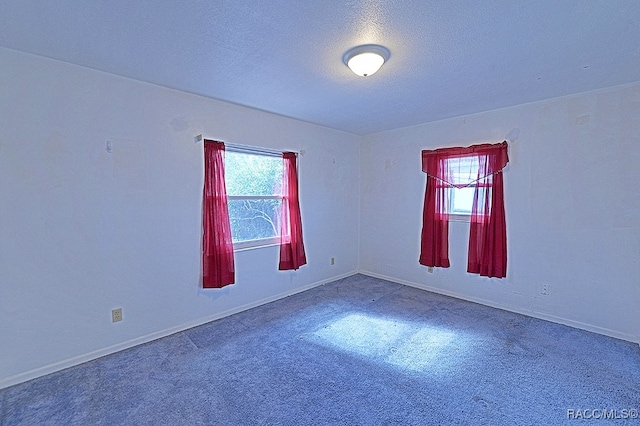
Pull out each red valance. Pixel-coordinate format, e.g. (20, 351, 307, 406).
(422, 141, 509, 187)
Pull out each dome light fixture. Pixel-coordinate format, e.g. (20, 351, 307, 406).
(343, 44, 390, 77)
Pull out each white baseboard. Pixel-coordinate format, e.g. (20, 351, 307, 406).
(359, 270, 640, 345)
(0, 270, 358, 390)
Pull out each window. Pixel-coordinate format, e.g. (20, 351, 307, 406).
(420, 142, 509, 278)
(446, 155, 480, 219)
(201, 139, 306, 285)
(225, 149, 283, 249)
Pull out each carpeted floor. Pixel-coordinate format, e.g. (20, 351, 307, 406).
(1, 274, 639, 425)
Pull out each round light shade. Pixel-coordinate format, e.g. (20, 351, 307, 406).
(343, 44, 390, 77)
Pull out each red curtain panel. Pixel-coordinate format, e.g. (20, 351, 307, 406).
(279, 152, 307, 270)
(467, 143, 509, 278)
(202, 140, 235, 288)
(419, 152, 451, 268)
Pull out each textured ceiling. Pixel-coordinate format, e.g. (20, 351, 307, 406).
(1, 1, 639, 135)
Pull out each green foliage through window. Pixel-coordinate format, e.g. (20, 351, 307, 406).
(225, 150, 283, 244)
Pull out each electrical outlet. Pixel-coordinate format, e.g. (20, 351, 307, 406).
(540, 284, 550, 296)
(427, 267, 434, 273)
(330, 257, 335, 265)
(112, 308, 123, 323)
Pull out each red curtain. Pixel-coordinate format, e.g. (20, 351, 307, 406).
(202, 140, 235, 288)
(467, 142, 509, 278)
(419, 152, 451, 267)
(279, 152, 307, 270)
(420, 141, 509, 278)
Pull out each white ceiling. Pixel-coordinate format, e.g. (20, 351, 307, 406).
(1, 1, 639, 135)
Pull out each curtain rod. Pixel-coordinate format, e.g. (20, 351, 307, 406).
(195, 134, 298, 156)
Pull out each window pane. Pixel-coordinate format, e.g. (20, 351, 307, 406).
(228, 199, 281, 243)
(447, 156, 479, 186)
(225, 151, 282, 196)
(451, 187, 475, 214)
(447, 155, 480, 216)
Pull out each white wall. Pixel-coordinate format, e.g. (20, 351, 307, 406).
(0, 47, 360, 388)
(360, 82, 640, 343)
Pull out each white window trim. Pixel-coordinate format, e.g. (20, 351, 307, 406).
(226, 143, 287, 157)
(233, 237, 280, 251)
(448, 213, 471, 222)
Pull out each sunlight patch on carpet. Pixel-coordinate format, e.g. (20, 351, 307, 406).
(312, 313, 462, 373)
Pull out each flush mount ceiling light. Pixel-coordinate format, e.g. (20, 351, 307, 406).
(343, 44, 390, 77)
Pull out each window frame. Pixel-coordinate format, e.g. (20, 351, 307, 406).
(444, 155, 481, 222)
(226, 194, 282, 250)
(224, 146, 284, 251)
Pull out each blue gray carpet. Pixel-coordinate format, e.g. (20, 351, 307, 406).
(1, 274, 639, 425)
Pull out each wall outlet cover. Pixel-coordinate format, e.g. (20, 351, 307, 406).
(112, 308, 123, 322)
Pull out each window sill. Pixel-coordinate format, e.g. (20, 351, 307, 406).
(233, 238, 280, 252)
(448, 214, 471, 223)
